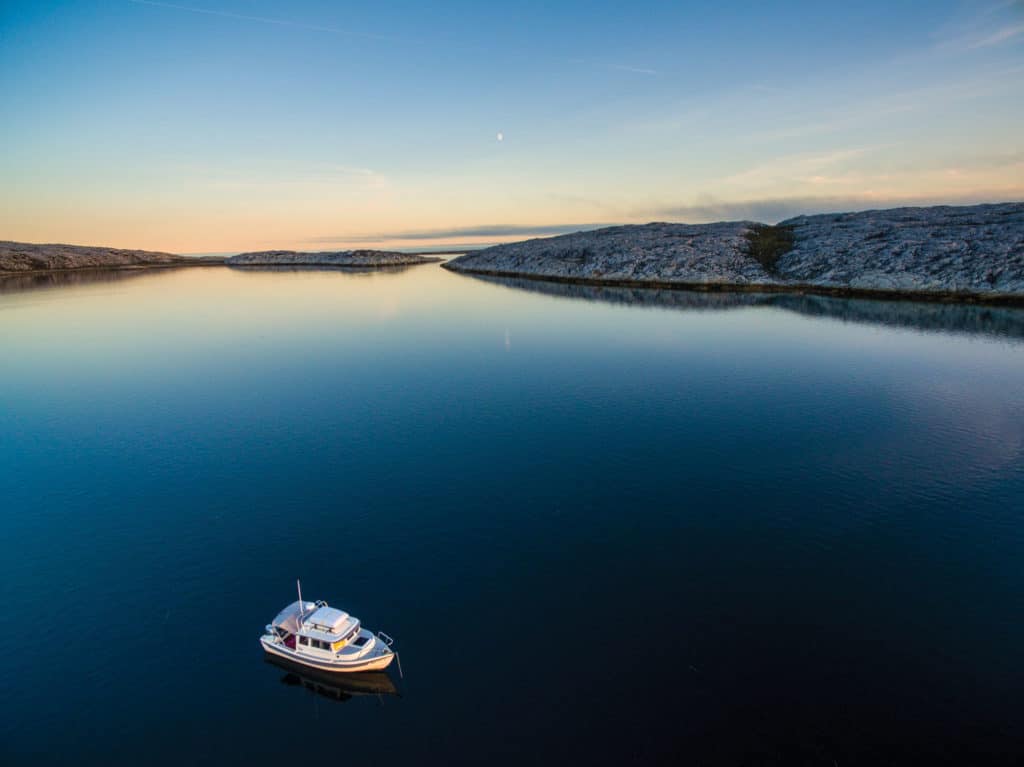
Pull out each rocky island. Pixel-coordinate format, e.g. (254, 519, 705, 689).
(0, 241, 214, 272)
(444, 202, 1024, 304)
(0, 243, 444, 274)
(225, 250, 442, 267)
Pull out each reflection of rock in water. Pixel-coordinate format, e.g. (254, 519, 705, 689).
(470, 274, 1024, 341)
(767, 294, 1024, 340)
(0, 264, 419, 295)
(471, 275, 764, 311)
(226, 264, 418, 276)
(0, 267, 182, 294)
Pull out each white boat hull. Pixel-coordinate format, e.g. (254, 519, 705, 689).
(260, 635, 395, 673)
(264, 656, 400, 697)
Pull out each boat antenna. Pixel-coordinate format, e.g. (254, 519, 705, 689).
(297, 578, 304, 623)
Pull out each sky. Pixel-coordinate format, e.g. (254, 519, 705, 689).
(1, 0, 1023, 253)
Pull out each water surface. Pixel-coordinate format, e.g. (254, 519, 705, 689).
(2, 265, 1023, 765)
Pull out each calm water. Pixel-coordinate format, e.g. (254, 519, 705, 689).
(2, 265, 1024, 765)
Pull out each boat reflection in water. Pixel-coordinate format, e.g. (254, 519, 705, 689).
(265, 656, 400, 703)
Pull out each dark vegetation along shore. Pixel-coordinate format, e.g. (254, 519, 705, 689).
(444, 202, 1024, 305)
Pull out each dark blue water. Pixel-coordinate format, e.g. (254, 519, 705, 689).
(2, 266, 1023, 765)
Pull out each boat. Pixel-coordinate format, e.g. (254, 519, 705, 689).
(260, 581, 396, 673)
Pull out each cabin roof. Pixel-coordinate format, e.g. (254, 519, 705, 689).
(304, 606, 350, 632)
(300, 607, 359, 642)
(271, 600, 317, 633)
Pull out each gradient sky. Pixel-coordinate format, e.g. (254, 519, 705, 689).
(2, 0, 1023, 252)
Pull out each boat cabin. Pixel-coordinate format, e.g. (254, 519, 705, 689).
(269, 600, 369, 655)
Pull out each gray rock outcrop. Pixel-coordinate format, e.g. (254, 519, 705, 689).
(444, 202, 1024, 302)
(0, 241, 193, 272)
(226, 250, 442, 267)
(775, 203, 1023, 294)
(444, 222, 767, 285)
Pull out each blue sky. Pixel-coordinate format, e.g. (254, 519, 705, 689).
(1, 0, 1022, 251)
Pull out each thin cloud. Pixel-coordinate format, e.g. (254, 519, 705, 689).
(653, 191, 1024, 225)
(933, 0, 1024, 50)
(308, 223, 616, 244)
(722, 147, 876, 189)
(196, 163, 390, 191)
(609, 64, 658, 75)
(127, 0, 399, 42)
(570, 57, 658, 76)
(968, 22, 1024, 47)
(313, 188, 1024, 245)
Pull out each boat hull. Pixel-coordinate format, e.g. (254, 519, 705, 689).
(260, 636, 395, 673)
(264, 656, 400, 697)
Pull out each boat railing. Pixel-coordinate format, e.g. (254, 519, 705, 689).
(377, 631, 395, 647)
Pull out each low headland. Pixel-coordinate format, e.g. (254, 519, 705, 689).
(0, 242, 444, 273)
(0, 241, 214, 273)
(225, 250, 442, 267)
(443, 202, 1024, 305)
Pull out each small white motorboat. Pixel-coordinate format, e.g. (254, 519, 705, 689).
(260, 582, 396, 673)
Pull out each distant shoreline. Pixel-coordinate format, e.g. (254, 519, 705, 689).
(5, 258, 1019, 308)
(224, 249, 443, 268)
(0, 242, 452, 273)
(5, 202, 1023, 307)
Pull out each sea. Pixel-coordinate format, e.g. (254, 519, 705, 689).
(2, 264, 1023, 765)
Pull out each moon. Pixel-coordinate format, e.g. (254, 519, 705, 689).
(496, 131, 504, 142)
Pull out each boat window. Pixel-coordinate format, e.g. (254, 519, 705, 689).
(353, 636, 369, 647)
(299, 636, 308, 646)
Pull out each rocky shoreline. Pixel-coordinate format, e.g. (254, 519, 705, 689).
(0, 241, 219, 273)
(443, 203, 1024, 305)
(225, 250, 441, 267)
(6, 203, 1023, 304)
(0, 243, 443, 273)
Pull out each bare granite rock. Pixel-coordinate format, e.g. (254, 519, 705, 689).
(444, 222, 768, 285)
(0, 241, 192, 272)
(226, 250, 442, 267)
(444, 203, 1024, 301)
(775, 203, 1024, 294)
